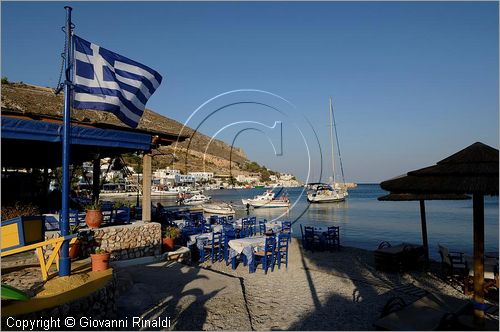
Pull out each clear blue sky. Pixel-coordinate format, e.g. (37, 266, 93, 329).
(2, 1, 498, 183)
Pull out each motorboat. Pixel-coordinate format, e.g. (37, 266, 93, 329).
(202, 202, 235, 215)
(241, 190, 290, 208)
(182, 194, 211, 206)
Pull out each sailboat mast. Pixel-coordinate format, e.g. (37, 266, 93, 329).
(329, 97, 336, 188)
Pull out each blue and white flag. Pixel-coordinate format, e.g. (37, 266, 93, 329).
(73, 35, 162, 128)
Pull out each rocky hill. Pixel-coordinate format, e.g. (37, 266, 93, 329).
(1, 82, 256, 175)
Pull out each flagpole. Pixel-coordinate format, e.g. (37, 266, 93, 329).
(59, 5, 73, 277)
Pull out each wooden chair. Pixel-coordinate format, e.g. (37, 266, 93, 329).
(254, 236, 276, 274)
(326, 226, 340, 251)
(276, 233, 290, 269)
(438, 244, 469, 293)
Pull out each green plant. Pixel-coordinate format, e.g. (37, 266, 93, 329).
(1, 77, 9, 84)
(94, 247, 108, 254)
(69, 225, 79, 234)
(113, 201, 124, 209)
(163, 226, 181, 239)
(85, 201, 102, 210)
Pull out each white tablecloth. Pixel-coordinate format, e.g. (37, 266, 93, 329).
(228, 236, 266, 254)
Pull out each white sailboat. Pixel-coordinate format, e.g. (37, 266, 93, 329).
(307, 97, 348, 203)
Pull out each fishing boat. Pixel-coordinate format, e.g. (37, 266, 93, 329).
(202, 202, 235, 215)
(307, 97, 348, 203)
(242, 190, 290, 208)
(182, 194, 211, 206)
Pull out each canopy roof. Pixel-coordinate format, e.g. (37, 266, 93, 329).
(2, 115, 152, 168)
(378, 193, 471, 201)
(381, 142, 499, 195)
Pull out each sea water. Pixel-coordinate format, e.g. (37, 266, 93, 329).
(152, 184, 498, 260)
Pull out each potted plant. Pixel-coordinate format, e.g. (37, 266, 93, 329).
(68, 224, 81, 260)
(163, 226, 181, 252)
(85, 202, 103, 229)
(90, 247, 110, 272)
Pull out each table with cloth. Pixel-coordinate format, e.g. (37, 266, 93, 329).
(188, 224, 223, 248)
(228, 236, 269, 273)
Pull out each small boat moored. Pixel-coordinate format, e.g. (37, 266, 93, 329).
(241, 190, 290, 208)
(182, 194, 211, 206)
(202, 202, 235, 215)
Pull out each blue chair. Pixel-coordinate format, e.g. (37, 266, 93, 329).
(282, 221, 292, 233)
(223, 224, 234, 234)
(253, 236, 276, 274)
(303, 226, 320, 251)
(326, 226, 340, 251)
(202, 224, 212, 233)
(276, 233, 290, 269)
(239, 227, 250, 238)
(114, 207, 131, 224)
(68, 209, 82, 227)
(209, 215, 218, 225)
(201, 231, 223, 263)
(258, 220, 266, 235)
(282, 221, 292, 242)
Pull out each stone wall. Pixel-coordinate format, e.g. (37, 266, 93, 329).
(80, 222, 162, 261)
(43, 222, 162, 262)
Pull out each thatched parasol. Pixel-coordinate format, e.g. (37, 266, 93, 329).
(378, 193, 470, 261)
(380, 142, 499, 324)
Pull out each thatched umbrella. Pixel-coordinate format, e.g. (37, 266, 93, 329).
(380, 142, 499, 324)
(378, 193, 470, 262)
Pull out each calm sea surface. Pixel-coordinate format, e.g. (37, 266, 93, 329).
(148, 184, 498, 260)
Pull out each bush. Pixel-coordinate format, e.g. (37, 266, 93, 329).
(163, 226, 181, 238)
(1, 202, 40, 221)
(1, 77, 9, 84)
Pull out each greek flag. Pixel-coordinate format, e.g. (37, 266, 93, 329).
(73, 35, 162, 128)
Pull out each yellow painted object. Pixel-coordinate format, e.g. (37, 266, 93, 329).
(2, 267, 113, 317)
(1, 223, 20, 249)
(1, 216, 45, 250)
(1, 235, 78, 281)
(23, 218, 44, 244)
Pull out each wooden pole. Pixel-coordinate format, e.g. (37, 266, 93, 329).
(473, 193, 485, 325)
(419, 200, 429, 263)
(142, 153, 152, 222)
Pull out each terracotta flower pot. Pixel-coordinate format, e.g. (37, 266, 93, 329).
(163, 237, 175, 252)
(85, 209, 103, 229)
(90, 252, 110, 272)
(69, 240, 81, 260)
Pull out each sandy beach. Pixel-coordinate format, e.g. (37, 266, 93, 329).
(113, 239, 479, 330)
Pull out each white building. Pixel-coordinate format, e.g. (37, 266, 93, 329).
(236, 174, 260, 184)
(188, 172, 214, 182)
(279, 173, 294, 181)
(175, 174, 196, 184)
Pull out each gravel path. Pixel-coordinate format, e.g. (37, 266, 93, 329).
(198, 238, 470, 330)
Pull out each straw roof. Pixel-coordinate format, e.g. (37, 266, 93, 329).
(1, 82, 249, 165)
(381, 142, 499, 196)
(378, 193, 470, 201)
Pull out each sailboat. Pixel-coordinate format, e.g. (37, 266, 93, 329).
(307, 97, 348, 203)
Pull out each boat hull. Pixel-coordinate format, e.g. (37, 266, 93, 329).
(307, 192, 347, 203)
(202, 204, 235, 215)
(241, 199, 290, 208)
